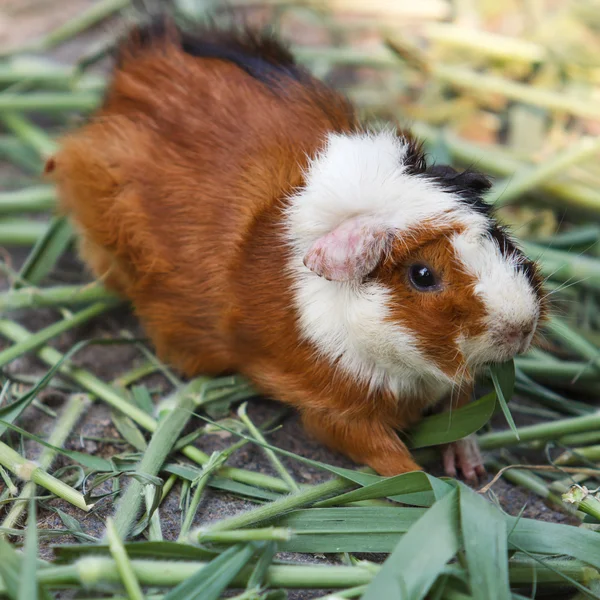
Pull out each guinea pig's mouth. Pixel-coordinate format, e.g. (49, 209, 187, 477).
(461, 324, 537, 368)
(497, 324, 537, 358)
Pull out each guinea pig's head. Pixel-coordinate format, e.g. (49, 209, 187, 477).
(286, 129, 546, 397)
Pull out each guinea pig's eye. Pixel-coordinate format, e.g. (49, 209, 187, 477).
(408, 264, 440, 292)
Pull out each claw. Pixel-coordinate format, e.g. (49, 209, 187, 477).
(442, 435, 486, 482)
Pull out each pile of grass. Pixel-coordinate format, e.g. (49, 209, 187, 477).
(0, 0, 600, 598)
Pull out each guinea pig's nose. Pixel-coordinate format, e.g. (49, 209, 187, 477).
(504, 326, 521, 345)
(504, 322, 534, 345)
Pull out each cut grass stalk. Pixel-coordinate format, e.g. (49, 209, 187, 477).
(194, 527, 293, 543)
(0, 93, 99, 112)
(535, 225, 600, 249)
(10, 556, 596, 592)
(0, 440, 90, 511)
(479, 411, 600, 450)
(0, 57, 104, 90)
(424, 23, 545, 63)
(105, 518, 144, 600)
(515, 358, 599, 382)
(0, 393, 91, 539)
(0, 220, 47, 245)
(111, 377, 210, 539)
(0, 186, 56, 214)
(385, 37, 600, 119)
(313, 585, 368, 599)
(238, 401, 300, 492)
(546, 316, 600, 373)
(115, 361, 158, 388)
(294, 46, 399, 68)
(548, 473, 589, 496)
(0, 113, 57, 158)
(563, 486, 600, 521)
(0, 303, 115, 369)
(522, 242, 600, 293)
(555, 445, 600, 465)
(0, 320, 290, 493)
(487, 137, 600, 207)
(15, 557, 376, 591)
(558, 430, 600, 446)
(432, 65, 600, 121)
(0, 283, 116, 312)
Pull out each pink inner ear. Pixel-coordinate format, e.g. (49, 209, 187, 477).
(303, 217, 389, 282)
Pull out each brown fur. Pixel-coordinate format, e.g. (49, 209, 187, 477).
(48, 24, 540, 477)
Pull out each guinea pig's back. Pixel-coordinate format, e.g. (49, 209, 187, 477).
(50, 21, 356, 375)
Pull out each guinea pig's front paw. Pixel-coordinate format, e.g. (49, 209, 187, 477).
(442, 435, 486, 482)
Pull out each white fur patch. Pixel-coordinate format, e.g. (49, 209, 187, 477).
(453, 232, 540, 365)
(286, 130, 487, 245)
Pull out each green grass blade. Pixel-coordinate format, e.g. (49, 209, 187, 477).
(18, 498, 39, 600)
(0, 303, 113, 369)
(0, 219, 47, 245)
(0, 418, 113, 471)
(131, 385, 154, 414)
(110, 411, 147, 451)
(459, 484, 510, 600)
(270, 507, 426, 552)
(490, 361, 519, 440)
(163, 543, 259, 600)
(105, 518, 144, 600)
(361, 489, 461, 600)
(0, 538, 21, 598)
(0, 283, 116, 312)
(490, 360, 516, 398)
(0, 186, 56, 214)
(17, 216, 73, 287)
(112, 377, 210, 539)
(164, 464, 282, 501)
(314, 471, 453, 508)
(509, 516, 600, 570)
(246, 541, 277, 591)
(408, 392, 496, 449)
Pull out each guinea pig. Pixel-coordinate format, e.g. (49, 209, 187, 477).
(47, 20, 546, 479)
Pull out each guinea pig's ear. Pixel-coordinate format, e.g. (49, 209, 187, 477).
(303, 216, 390, 282)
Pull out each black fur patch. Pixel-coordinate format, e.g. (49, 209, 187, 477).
(118, 18, 309, 86)
(402, 136, 427, 175)
(422, 163, 541, 290)
(423, 164, 493, 217)
(115, 18, 356, 131)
